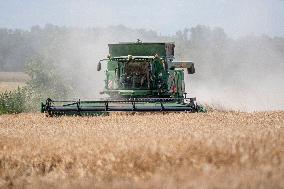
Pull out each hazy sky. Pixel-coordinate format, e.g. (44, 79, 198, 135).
(1, 0, 284, 37)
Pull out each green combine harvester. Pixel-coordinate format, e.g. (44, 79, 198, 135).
(41, 40, 203, 116)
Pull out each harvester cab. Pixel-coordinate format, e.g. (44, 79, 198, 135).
(41, 40, 201, 116)
(98, 41, 195, 99)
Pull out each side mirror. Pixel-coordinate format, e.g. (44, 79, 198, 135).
(97, 61, 101, 71)
(169, 65, 175, 70)
(187, 64, 195, 74)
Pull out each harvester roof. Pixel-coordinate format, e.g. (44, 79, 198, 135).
(108, 42, 175, 57)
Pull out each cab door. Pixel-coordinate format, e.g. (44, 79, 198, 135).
(106, 60, 118, 90)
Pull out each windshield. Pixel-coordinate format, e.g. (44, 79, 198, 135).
(120, 60, 150, 89)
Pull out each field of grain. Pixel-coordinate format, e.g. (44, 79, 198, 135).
(0, 111, 283, 189)
(0, 82, 26, 93)
(0, 72, 28, 93)
(0, 72, 29, 82)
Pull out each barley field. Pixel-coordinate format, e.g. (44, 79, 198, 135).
(0, 82, 26, 93)
(0, 72, 29, 82)
(0, 72, 28, 93)
(0, 111, 283, 189)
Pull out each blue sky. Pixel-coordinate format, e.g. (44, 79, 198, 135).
(1, 0, 284, 37)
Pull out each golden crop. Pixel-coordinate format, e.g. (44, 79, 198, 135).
(0, 72, 29, 82)
(0, 72, 28, 93)
(0, 82, 25, 93)
(0, 111, 283, 189)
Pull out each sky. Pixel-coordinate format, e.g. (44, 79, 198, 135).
(0, 0, 284, 37)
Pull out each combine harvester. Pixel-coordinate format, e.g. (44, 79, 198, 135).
(41, 40, 204, 116)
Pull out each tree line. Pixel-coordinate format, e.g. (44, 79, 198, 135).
(1, 24, 283, 72)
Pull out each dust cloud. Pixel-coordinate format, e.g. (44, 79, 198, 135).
(186, 35, 284, 112)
